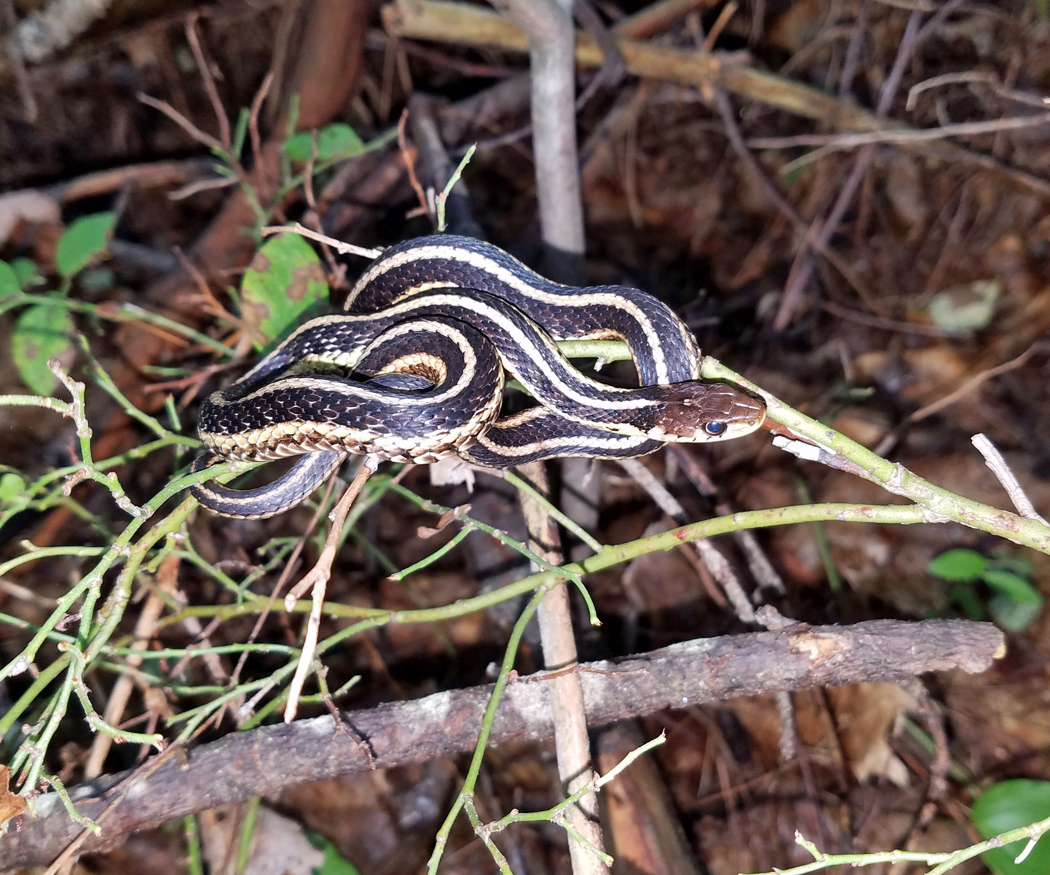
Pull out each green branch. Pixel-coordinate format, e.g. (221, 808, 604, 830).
(704, 358, 1050, 554)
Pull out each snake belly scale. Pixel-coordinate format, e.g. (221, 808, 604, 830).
(192, 235, 766, 518)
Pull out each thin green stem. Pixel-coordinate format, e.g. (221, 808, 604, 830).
(705, 359, 1050, 555)
(555, 339, 633, 363)
(59, 642, 164, 748)
(389, 482, 586, 588)
(235, 797, 263, 875)
(164, 503, 935, 631)
(503, 469, 604, 555)
(0, 294, 234, 356)
(464, 796, 513, 874)
(19, 663, 74, 790)
(185, 816, 204, 875)
(391, 527, 473, 580)
(436, 144, 476, 232)
(34, 772, 100, 834)
(0, 545, 108, 577)
(78, 336, 172, 441)
(0, 653, 70, 739)
(427, 583, 553, 874)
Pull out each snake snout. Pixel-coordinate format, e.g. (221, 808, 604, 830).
(647, 383, 767, 443)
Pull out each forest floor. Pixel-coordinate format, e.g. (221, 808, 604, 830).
(2, 1, 1050, 874)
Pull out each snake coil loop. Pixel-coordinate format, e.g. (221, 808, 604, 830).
(192, 235, 766, 518)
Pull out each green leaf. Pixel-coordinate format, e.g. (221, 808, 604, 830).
(11, 302, 74, 395)
(240, 233, 328, 350)
(0, 260, 19, 299)
(988, 554, 1035, 579)
(982, 569, 1043, 604)
(11, 257, 43, 289)
(78, 267, 115, 294)
(972, 780, 1050, 874)
(990, 594, 1042, 632)
(948, 582, 985, 621)
(307, 832, 362, 875)
(56, 212, 116, 279)
(232, 107, 250, 161)
(928, 548, 987, 582)
(0, 472, 26, 504)
(284, 123, 365, 164)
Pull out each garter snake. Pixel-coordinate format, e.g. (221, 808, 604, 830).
(192, 235, 766, 518)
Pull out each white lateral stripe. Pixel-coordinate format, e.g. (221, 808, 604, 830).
(353, 243, 685, 383)
(381, 293, 655, 412)
(219, 320, 481, 408)
(477, 431, 645, 457)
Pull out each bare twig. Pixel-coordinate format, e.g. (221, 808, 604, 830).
(907, 70, 1050, 111)
(750, 112, 1050, 162)
(712, 88, 876, 306)
(260, 223, 381, 259)
(820, 300, 950, 337)
(486, 3, 599, 871)
(137, 93, 226, 155)
(385, 1, 1050, 198)
(772, 0, 966, 330)
(971, 434, 1049, 525)
(572, 0, 626, 99)
(398, 107, 430, 216)
(668, 445, 785, 597)
(5, 620, 1004, 869)
(613, 0, 714, 38)
(248, 69, 275, 170)
(283, 456, 379, 723)
(489, 0, 585, 279)
(185, 14, 232, 153)
(618, 457, 756, 623)
(83, 554, 181, 778)
(908, 342, 1038, 423)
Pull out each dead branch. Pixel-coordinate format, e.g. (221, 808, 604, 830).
(2, 619, 1003, 870)
(382, 0, 1050, 200)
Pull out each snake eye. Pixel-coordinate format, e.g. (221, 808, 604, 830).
(703, 421, 727, 437)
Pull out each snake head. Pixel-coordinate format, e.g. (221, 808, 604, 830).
(645, 382, 767, 442)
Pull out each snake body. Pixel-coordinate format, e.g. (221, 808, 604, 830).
(192, 235, 766, 518)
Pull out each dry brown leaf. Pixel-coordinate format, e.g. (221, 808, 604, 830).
(827, 683, 917, 786)
(0, 765, 27, 828)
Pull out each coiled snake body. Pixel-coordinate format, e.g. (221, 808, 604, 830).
(192, 235, 766, 518)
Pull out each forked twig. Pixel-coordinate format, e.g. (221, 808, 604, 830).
(184, 14, 231, 153)
(283, 456, 379, 723)
(972, 434, 1049, 525)
(260, 222, 381, 259)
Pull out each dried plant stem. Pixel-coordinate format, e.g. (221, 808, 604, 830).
(282, 456, 378, 723)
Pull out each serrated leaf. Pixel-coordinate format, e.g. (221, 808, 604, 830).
(928, 548, 987, 582)
(982, 569, 1043, 604)
(284, 123, 365, 164)
(972, 780, 1050, 874)
(0, 472, 26, 504)
(240, 234, 328, 350)
(0, 261, 19, 299)
(12, 302, 74, 395)
(56, 212, 116, 279)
